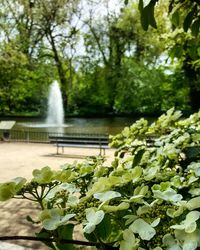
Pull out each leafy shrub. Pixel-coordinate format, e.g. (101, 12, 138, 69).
(0, 108, 200, 249)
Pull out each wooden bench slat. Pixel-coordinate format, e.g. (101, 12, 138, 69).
(56, 143, 109, 147)
(50, 140, 108, 144)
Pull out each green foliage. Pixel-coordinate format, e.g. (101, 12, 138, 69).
(0, 42, 57, 115)
(0, 109, 200, 249)
(0, 0, 197, 115)
(126, 0, 200, 36)
(68, 67, 110, 115)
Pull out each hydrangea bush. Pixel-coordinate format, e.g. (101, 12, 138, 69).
(0, 108, 200, 250)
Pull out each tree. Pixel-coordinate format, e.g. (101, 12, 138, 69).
(0, 43, 53, 115)
(80, 1, 183, 114)
(0, 0, 81, 108)
(125, 0, 200, 111)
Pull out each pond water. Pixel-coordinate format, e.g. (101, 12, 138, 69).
(9, 116, 142, 135)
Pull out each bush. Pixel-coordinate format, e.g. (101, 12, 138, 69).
(0, 108, 200, 249)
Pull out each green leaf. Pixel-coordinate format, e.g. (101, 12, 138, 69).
(187, 197, 200, 210)
(163, 233, 180, 249)
(183, 8, 196, 32)
(124, 0, 129, 5)
(140, 0, 157, 31)
(56, 224, 75, 250)
(185, 147, 200, 159)
(45, 183, 79, 201)
(188, 162, 200, 176)
(167, 206, 184, 218)
(175, 229, 200, 250)
(84, 209, 105, 234)
(147, 1, 157, 29)
(152, 184, 183, 203)
(131, 166, 142, 183)
(132, 149, 145, 167)
(171, 11, 180, 27)
(94, 191, 121, 202)
(32, 166, 54, 184)
(86, 209, 104, 225)
(140, 7, 149, 31)
(102, 202, 129, 212)
(67, 195, 79, 206)
(0, 177, 26, 201)
(188, 47, 198, 60)
(13, 177, 27, 192)
(0, 183, 16, 201)
(41, 209, 75, 231)
(120, 229, 136, 250)
(95, 214, 112, 241)
(138, 0, 143, 12)
(169, 45, 183, 59)
(130, 218, 156, 240)
(168, 0, 175, 13)
(171, 211, 200, 233)
(36, 229, 56, 250)
(191, 20, 200, 37)
(151, 218, 160, 227)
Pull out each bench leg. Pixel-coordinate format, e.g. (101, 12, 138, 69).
(99, 147, 102, 156)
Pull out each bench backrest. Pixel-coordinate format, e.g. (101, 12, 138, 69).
(49, 134, 109, 146)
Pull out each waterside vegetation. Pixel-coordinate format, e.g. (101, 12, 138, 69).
(0, 0, 199, 117)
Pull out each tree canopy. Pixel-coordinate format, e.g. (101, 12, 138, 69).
(0, 0, 199, 116)
(127, 0, 200, 36)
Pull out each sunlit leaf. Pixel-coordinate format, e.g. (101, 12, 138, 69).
(130, 218, 156, 240)
(94, 191, 121, 202)
(0, 177, 26, 201)
(83, 208, 105, 234)
(187, 197, 200, 210)
(41, 209, 75, 231)
(32, 166, 54, 184)
(171, 211, 200, 233)
(103, 202, 129, 212)
(120, 229, 136, 250)
(163, 233, 181, 250)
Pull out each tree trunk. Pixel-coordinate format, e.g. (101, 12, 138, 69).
(183, 57, 200, 111)
(48, 32, 68, 108)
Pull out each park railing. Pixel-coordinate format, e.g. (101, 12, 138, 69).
(0, 130, 51, 143)
(0, 130, 109, 143)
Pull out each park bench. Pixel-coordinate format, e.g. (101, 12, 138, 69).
(49, 134, 110, 156)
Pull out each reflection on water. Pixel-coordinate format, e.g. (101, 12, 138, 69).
(13, 117, 138, 135)
(18, 122, 72, 134)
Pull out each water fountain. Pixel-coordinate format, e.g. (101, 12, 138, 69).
(18, 80, 67, 133)
(46, 80, 64, 126)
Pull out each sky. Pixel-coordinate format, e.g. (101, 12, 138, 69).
(79, 0, 123, 20)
